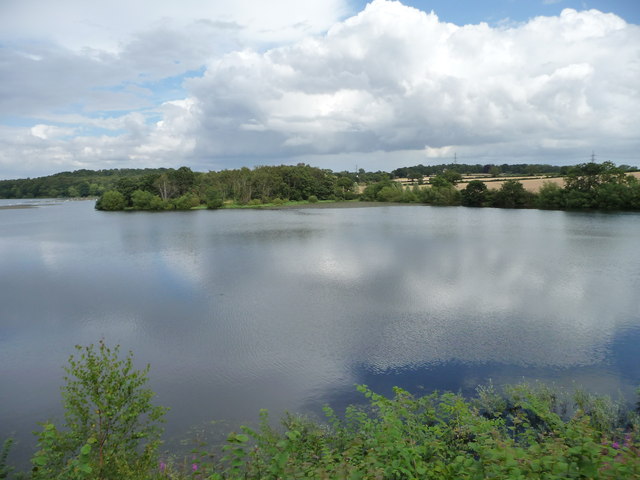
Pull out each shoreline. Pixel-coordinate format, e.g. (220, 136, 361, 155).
(259, 200, 417, 210)
(0, 204, 38, 209)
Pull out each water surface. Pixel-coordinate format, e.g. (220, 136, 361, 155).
(1, 199, 639, 461)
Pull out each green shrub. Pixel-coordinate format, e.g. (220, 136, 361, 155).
(307, 195, 318, 203)
(172, 193, 200, 210)
(196, 383, 640, 480)
(15, 345, 640, 480)
(95, 190, 126, 211)
(536, 181, 565, 209)
(421, 185, 461, 206)
(130, 189, 157, 210)
(31, 341, 167, 480)
(0, 438, 15, 479)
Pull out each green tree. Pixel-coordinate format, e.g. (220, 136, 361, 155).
(360, 180, 395, 201)
(31, 341, 167, 480)
(536, 181, 565, 210)
(335, 176, 356, 199)
(492, 180, 532, 208)
(489, 165, 502, 177)
(375, 184, 404, 202)
(594, 182, 630, 210)
(114, 177, 143, 205)
(154, 174, 176, 201)
(95, 190, 126, 211)
(169, 166, 196, 196)
(88, 183, 103, 196)
(171, 192, 201, 210)
(204, 187, 224, 209)
(461, 180, 488, 207)
(429, 170, 461, 187)
(130, 189, 156, 210)
(421, 185, 461, 206)
(442, 169, 462, 184)
(564, 161, 626, 195)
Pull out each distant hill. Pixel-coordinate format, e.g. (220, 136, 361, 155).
(0, 168, 170, 199)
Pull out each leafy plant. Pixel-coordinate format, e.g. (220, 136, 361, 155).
(16, 344, 640, 479)
(31, 341, 167, 480)
(0, 438, 15, 479)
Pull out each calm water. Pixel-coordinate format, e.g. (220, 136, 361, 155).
(2, 199, 640, 462)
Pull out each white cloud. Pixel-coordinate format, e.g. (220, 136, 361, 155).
(0, 0, 349, 52)
(1, 0, 639, 178)
(174, 2, 640, 167)
(30, 124, 76, 140)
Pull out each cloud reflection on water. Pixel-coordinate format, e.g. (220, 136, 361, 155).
(2, 203, 639, 463)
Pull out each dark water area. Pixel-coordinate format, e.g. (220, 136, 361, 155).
(1, 199, 639, 464)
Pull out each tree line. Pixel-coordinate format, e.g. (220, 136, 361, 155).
(95, 164, 362, 210)
(0, 168, 170, 199)
(390, 162, 638, 181)
(0, 165, 394, 201)
(2, 161, 640, 212)
(362, 161, 640, 211)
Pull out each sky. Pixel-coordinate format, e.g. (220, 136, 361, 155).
(0, 0, 639, 179)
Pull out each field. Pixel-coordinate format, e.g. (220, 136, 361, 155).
(395, 172, 640, 193)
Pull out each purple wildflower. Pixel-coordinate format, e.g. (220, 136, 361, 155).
(624, 433, 632, 447)
(192, 463, 198, 472)
(612, 442, 620, 449)
(159, 461, 166, 472)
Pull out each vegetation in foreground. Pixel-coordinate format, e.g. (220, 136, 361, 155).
(1, 342, 639, 479)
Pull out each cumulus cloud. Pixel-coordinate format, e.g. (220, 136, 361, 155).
(178, 2, 640, 167)
(1, 0, 639, 177)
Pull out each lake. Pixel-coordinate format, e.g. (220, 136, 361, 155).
(1, 199, 640, 463)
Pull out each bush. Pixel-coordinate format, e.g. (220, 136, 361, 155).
(0, 438, 15, 479)
(166, 383, 637, 479)
(172, 193, 200, 210)
(536, 181, 565, 210)
(307, 195, 318, 203)
(376, 185, 403, 202)
(95, 190, 126, 211)
(421, 185, 461, 206)
(31, 341, 167, 480)
(130, 189, 158, 210)
(343, 190, 359, 200)
(148, 195, 167, 210)
(10, 344, 639, 479)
